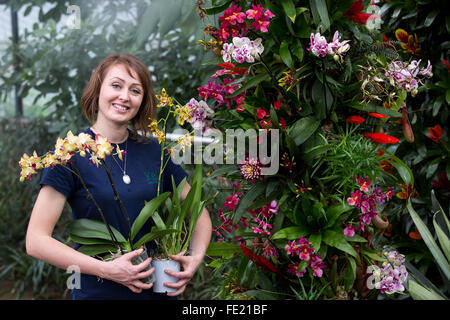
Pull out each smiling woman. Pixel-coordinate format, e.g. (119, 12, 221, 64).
(24, 53, 212, 300)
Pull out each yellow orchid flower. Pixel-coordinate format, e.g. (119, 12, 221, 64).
(95, 134, 113, 159)
(174, 104, 193, 126)
(155, 88, 174, 108)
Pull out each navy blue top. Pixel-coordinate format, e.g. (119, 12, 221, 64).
(40, 128, 188, 300)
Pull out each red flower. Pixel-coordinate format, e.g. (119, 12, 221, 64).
(368, 112, 388, 119)
(217, 63, 247, 76)
(256, 108, 268, 120)
(236, 105, 246, 112)
(279, 118, 286, 130)
(344, 0, 379, 25)
(442, 59, 450, 74)
(427, 125, 442, 143)
(346, 115, 365, 124)
(273, 101, 282, 110)
(240, 246, 283, 276)
(362, 133, 400, 144)
(409, 230, 422, 240)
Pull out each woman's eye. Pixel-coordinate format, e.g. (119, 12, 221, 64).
(112, 83, 121, 89)
(132, 89, 141, 95)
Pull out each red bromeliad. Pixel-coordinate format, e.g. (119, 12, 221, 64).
(344, 0, 379, 25)
(368, 112, 388, 119)
(346, 115, 365, 124)
(362, 133, 400, 144)
(427, 124, 442, 143)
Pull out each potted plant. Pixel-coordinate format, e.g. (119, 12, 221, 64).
(147, 164, 206, 293)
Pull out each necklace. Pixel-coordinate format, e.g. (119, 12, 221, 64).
(112, 139, 131, 184)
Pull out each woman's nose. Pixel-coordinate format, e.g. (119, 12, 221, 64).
(119, 88, 129, 101)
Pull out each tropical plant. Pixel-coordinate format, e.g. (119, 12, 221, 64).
(405, 192, 450, 300)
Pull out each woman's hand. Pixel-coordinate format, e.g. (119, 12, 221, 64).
(163, 251, 203, 297)
(101, 248, 154, 293)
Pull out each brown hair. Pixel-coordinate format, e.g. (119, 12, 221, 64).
(81, 53, 155, 142)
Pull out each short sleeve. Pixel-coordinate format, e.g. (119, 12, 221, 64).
(40, 163, 76, 198)
(162, 156, 189, 193)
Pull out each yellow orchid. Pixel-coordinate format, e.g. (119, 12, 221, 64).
(174, 104, 193, 126)
(177, 133, 194, 152)
(278, 71, 297, 91)
(65, 131, 79, 153)
(42, 153, 60, 168)
(95, 134, 113, 159)
(115, 144, 125, 161)
(148, 118, 158, 132)
(153, 129, 165, 144)
(155, 88, 174, 108)
(18, 151, 42, 182)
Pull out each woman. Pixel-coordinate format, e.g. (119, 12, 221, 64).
(25, 53, 212, 300)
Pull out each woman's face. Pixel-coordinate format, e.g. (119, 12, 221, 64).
(97, 63, 144, 126)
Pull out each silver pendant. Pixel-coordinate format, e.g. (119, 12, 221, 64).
(123, 174, 131, 184)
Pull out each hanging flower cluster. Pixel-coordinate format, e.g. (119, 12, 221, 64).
(385, 59, 432, 96)
(186, 98, 214, 133)
(215, 3, 275, 42)
(222, 37, 264, 64)
(308, 31, 351, 63)
(370, 249, 408, 294)
(198, 78, 246, 110)
(248, 200, 279, 237)
(19, 131, 122, 182)
(285, 236, 326, 278)
(345, 176, 394, 234)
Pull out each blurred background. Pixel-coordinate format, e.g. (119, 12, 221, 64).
(0, 0, 216, 299)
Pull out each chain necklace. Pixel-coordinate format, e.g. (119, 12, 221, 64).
(112, 139, 131, 184)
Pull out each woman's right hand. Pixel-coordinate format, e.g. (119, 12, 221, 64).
(101, 248, 154, 293)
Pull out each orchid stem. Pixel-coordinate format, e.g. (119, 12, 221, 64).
(71, 157, 123, 254)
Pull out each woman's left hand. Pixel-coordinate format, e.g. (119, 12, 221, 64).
(163, 252, 203, 296)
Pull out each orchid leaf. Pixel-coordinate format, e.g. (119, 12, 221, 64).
(130, 191, 171, 241)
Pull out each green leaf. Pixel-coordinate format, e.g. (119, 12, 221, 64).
(281, 0, 297, 23)
(291, 40, 304, 62)
(209, 166, 240, 179)
(406, 200, 450, 281)
(322, 229, 358, 258)
(325, 203, 353, 228)
(382, 149, 414, 186)
(309, 0, 330, 31)
(344, 256, 356, 291)
(424, 10, 439, 27)
(408, 279, 446, 300)
(206, 242, 241, 257)
(433, 211, 450, 263)
(309, 233, 322, 251)
(286, 116, 320, 146)
(272, 226, 310, 240)
(280, 40, 294, 70)
(66, 219, 127, 243)
(226, 73, 271, 99)
(131, 191, 171, 241)
(349, 102, 402, 118)
(233, 183, 265, 224)
(203, 0, 233, 15)
(133, 228, 180, 249)
(77, 244, 118, 257)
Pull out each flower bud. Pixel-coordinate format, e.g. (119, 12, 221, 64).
(333, 54, 339, 62)
(401, 107, 415, 143)
(411, 89, 418, 97)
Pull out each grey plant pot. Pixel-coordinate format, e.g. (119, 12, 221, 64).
(151, 259, 180, 293)
(130, 248, 154, 285)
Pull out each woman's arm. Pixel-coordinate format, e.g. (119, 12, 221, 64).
(165, 182, 212, 296)
(26, 185, 154, 293)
